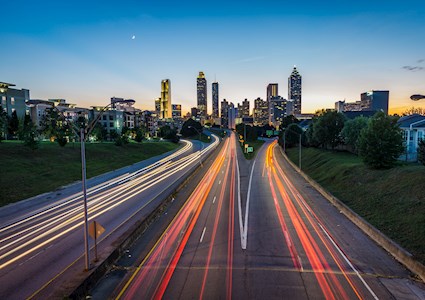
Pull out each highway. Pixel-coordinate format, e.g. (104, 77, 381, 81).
(115, 135, 425, 299)
(0, 136, 219, 299)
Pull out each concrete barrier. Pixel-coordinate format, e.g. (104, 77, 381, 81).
(69, 139, 224, 299)
(278, 146, 425, 283)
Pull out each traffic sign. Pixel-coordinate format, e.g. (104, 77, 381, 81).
(89, 221, 105, 240)
(89, 221, 105, 262)
(247, 147, 254, 153)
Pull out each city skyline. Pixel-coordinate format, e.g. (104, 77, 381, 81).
(1, 0, 424, 115)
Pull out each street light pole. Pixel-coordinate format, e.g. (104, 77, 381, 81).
(188, 125, 203, 167)
(299, 133, 302, 171)
(26, 99, 133, 271)
(80, 127, 90, 270)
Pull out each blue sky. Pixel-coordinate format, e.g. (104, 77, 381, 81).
(2, 0, 425, 114)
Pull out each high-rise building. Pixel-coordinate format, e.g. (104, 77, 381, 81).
(241, 98, 250, 117)
(253, 97, 269, 126)
(212, 81, 219, 118)
(267, 83, 278, 124)
(221, 99, 229, 128)
(360, 90, 389, 114)
(288, 66, 302, 115)
(270, 96, 290, 129)
(191, 107, 198, 118)
(160, 79, 172, 119)
(155, 97, 161, 115)
(197, 72, 207, 118)
(228, 102, 237, 130)
(172, 104, 182, 119)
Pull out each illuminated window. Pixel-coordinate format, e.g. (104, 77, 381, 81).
(1, 96, 5, 105)
(11, 97, 15, 105)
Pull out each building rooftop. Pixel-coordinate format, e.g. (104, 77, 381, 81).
(397, 114, 425, 128)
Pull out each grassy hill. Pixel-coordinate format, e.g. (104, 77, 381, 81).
(286, 147, 425, 264)
(0, 141, 180, 206)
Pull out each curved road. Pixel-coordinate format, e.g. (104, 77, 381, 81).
(0, 136, 219, 299)
(114, 135, 425, 299)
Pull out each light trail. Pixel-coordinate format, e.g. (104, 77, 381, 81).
(118, 137, 229, 299)
(199, 138, 232, 299)
(266, 141, 377, 299)
(0, 136, 219, 270)
(272, 143, 377, 299)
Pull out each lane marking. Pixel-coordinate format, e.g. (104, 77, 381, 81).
(318, 223, 379, 300)
(241, 160, 256, 250)
(213, 196, 216, 204)
(218, 180, 221, 185)
(200, 227, 206, 243)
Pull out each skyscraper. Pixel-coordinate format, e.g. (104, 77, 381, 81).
(221, 99, 229, 128)
(267, 83, 278, 124)
(288, 66, 302, 115)
(197, 72, 207, 118)
(253, 97, 268, 126)
(212, 81, 219, 119)
(160, 79, 172, 119)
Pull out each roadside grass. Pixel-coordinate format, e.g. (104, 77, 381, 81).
(0, 141, 180, 206)
(239, 139, 265, 160)
(286, 147, 425, 264)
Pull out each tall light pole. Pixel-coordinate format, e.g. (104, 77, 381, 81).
(283, 126, 302, 171)
(26, 99, 133, 271)
(188, 125, 203, 167)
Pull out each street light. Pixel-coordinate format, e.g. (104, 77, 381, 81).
(26, 99, 133, 271)
(282, 126, 303, 171)
(410, 94, 425, 101)
(188, 125, 203, 167)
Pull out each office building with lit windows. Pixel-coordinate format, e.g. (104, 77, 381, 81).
(267, 83, 278, 124)
(253, 97, 269, 126)
(0, 82, 30, 119)
(288, 66, 302, 114)
(197, 72, 207, 118)
(172, 104, 182, 119)
(212, 81, 219, 118)
(160, 79, 172, 119)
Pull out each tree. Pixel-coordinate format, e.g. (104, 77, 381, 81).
(8, 110, 19, 138)
(236, 123, 258, 142)
(90, 123, 108, 142)
(134, 126, 145, 143)
(180, 119, 202, 137)
(280, 115, 300, 129)
(23, 121, 39, 150)
(159, 125, 179, 143)
(341, 116, 368, 154)
(279, 123, 303, 148)
(39, 108, 61, 140)
(402, 107, 425, 116)
(418, 139, 425, 166)
(0, 105, 8, 141)
(358, 111, 404, 169)
(312, 110, 346, 149)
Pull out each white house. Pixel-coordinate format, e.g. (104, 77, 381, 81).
(398, 114, 425, 161)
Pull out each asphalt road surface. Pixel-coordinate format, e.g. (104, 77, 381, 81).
(0, 136, 219, 300)
(115, 135, 425, 299)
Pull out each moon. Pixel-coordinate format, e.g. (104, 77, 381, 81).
(132, 35, 136, 40)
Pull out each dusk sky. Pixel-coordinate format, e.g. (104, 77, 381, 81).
(2, 0, 425, 114)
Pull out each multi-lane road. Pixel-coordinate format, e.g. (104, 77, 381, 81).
(1, 132, 424, 299)
(114, 133, 425, 299)
(0, 136, 219, 299)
